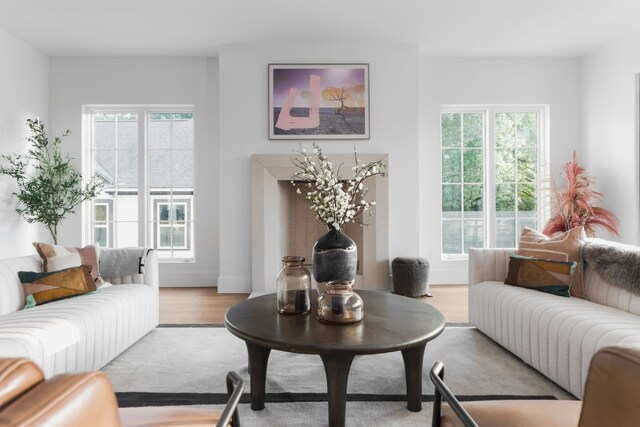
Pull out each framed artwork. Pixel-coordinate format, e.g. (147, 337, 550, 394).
(269, 63, 369, 140)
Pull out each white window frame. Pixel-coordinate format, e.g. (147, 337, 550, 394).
(82, 105, 196, 262)
(157, 201, 188, 250)
(93, 202, 110, 247)
(440, 104, 550, 260)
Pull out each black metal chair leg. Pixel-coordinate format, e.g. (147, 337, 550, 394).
(217, 371, 245, 427)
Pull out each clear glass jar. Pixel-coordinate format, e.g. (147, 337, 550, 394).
(276, 256, 311, 315)
(317, 280, 363, 324)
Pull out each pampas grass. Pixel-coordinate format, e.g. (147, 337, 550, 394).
(543, 151, 619, 237)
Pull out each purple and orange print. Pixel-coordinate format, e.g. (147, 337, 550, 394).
(269, 64, 369, 139)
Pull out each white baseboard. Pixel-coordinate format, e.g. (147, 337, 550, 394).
(217, 275, 252, 293)
(428, 268, 468, 285)
(159, 271, 219, 287)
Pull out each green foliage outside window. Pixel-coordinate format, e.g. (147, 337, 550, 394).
(441, 110, 540, 254)
(441, 112, 538, 214)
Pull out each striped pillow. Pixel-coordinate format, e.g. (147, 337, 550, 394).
(33, 242, 102, 285)
(517, 227, 585, 298)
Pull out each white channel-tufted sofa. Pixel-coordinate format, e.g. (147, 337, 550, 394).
(469, 244, 640, 398)
(0, 248, 158, 378)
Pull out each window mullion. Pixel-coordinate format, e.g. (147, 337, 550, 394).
(113, 115, 119, 249)
(537, 110, 549, 230)
(85, 111, 95, 246)
(486, 108, 497, 248)
(169, 115, 174, 258)
(138, 108, 147, 247)
(460, 113, 465, 253)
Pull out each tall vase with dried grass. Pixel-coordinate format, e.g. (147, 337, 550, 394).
(543, 151, 619, 237)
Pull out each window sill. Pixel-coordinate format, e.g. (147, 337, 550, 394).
(159, 258, 196, 264)
(441, 254, 469, 261)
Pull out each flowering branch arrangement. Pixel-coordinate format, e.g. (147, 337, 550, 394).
(291, 143, 386, 230)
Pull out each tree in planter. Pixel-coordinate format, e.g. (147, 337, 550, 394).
(0, 119, 103, 244)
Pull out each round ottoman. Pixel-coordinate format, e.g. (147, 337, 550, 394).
(392, 257, 432, 297)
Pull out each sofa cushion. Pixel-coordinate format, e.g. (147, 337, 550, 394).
(19, 266, 96, 308)
(441, 400, 582, 427)
(0, 284, 158, 378)
(33, 243, 101, 285)
(584, 266, 640, 316)
(504, 255, 574, 297)
(518, 227, 586, 298)
(469, 281, 640, 398)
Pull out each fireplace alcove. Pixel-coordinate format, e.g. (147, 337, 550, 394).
(251, 154, 389, 292)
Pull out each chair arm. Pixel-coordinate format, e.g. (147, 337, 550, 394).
(468, 248, 514, 286)
(0, 359, 44, 410)
(0, 371, 121, 427)
(579, 344, 640, 427)
(218, 371, 245, 427)
(430, 362, 478, 427)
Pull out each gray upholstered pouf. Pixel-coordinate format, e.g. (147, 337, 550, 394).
(392, 257, 431, 297)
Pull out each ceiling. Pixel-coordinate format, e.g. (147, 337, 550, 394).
(0, 0, 638, 57)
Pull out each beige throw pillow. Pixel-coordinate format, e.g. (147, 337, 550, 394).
(517, 227, 586, 298)
(33, 242, 102, 285)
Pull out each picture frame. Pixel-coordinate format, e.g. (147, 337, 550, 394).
(268, 63, 370, 140)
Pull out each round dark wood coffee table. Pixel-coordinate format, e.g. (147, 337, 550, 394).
(225, 290, 445, 427)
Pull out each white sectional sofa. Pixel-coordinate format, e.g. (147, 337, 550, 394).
(469, 244, 640, 398)
(0, 248, 158, 378)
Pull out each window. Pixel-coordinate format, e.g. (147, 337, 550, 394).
(441, 106, 548, 257)
(93, 203, 110, 247)
(85, 107, 195, 261)
(155, 201, 189, 250)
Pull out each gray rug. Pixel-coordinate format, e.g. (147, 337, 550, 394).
(103, 326, 573, 426)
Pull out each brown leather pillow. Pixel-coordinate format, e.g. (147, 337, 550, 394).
(19, 266, 97, 308)
(505, 255, 575, 297)
(517, 227, 585, 298)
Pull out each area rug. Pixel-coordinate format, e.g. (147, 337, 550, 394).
(103, 326, 574, 426)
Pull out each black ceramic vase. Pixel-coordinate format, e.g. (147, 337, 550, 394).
(312, 228, 357, 285)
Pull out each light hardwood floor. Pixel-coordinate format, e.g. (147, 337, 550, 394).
(160, 285, 468, 325)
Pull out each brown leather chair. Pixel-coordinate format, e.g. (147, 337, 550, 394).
(0, 358, 244, 427)
(430, 344, 640, 427)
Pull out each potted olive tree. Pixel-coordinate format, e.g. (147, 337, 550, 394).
(0, 119, 103, 244)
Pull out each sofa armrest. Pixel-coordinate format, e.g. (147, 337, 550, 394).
(141, 249, 158, 288)
(468, 248, 514, 286)
(0, 371, 121, 427)
(99, 248, 158, 287)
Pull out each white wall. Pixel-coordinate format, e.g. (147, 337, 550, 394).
(49, 57, 219, 286)
(581, 33, 640, 244)
(420, 58, 582, 284)
(218, 43, 420, 292)
(0, 27, 49, 258)
(3, 39, 585, 289)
